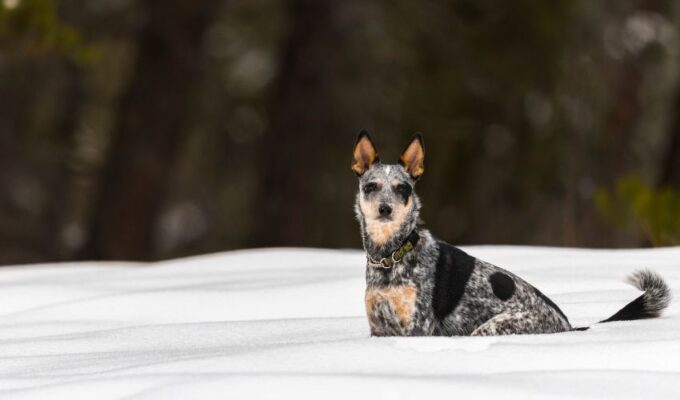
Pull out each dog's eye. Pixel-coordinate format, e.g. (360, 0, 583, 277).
(363, 182, 378, 194)
(394, 183, 412, 197)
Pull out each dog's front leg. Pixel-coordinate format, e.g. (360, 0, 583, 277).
(406, 301, 436, 336)
(369, 310, 433, 336)
(368, 301, 409, 336)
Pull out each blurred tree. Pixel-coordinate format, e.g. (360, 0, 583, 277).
(249, 0, 360, 247)
(0, 0, 88, 264)
(3, 0, 680, 266)
(596, 176, 680, 246)
(386, 0, 580, 245)
(80, 0, 220, 260)
(593, 0, 680, 246)
(660, 94, 680, 189)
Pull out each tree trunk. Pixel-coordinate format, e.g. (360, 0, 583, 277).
(659, 92, 680, 189)
(80, 0, 219, 260)
(249, 0, 351, 247)
(0, 57, 83, 264)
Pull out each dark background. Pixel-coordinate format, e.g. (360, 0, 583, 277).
(2, 0, 680, 265)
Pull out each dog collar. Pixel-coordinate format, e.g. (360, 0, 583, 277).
(367, 230, 420, 269)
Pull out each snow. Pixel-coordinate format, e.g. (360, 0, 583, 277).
(1, 246, 680, 399)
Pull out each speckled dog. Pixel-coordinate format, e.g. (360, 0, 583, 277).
(352, 131, 672, 336)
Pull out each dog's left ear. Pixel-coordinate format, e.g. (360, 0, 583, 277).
(399, 133, 425, 180)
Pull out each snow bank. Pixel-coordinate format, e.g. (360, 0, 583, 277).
(0, 246, 679, 399)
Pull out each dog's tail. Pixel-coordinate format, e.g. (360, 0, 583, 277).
(599, 269, 671, 323)
(570, 269, 670, 332)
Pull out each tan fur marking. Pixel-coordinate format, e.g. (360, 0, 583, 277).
(365, 289, 380, 316)
(352, 136, 378, 175)
(365, 286, 418, 328)
(351, 161, 366, 176)
(399, 137, 425, 178)
(364, 218, 403, 245)
(359, 194, 413, 246)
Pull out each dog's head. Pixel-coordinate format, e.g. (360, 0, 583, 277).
(352, 130, 424, 247)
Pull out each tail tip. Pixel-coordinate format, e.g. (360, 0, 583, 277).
(625, 269, 672, 316)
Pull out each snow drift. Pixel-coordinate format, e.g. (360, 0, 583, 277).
(0, 246, 679, 399)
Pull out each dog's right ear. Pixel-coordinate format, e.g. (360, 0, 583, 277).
(351, 129, 380, 176)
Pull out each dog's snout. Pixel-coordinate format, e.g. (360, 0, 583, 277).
(378, 203, 392, 217)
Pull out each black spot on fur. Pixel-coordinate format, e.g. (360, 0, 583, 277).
(489, 272, 515, 301)
(532, 287, 569, 321)
(363, 182, 379, 194)
(432, 242, 475, 320)
(394, 183, 412, 204)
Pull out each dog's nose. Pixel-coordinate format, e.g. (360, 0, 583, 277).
(378, 203, 392, 217)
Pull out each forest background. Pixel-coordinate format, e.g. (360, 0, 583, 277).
(2, 0, 680, 265)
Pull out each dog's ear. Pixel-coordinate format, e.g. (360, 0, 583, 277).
(352, 129, 380, 176)
(399, 133, 425, 180)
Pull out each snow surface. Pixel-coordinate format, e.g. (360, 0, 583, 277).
(1, 246, 680, 399)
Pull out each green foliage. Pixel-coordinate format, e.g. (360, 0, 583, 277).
(0, 0, 94, 62)
(595, 176, 680, 246)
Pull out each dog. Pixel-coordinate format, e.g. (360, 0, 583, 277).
(352, 130, 672, 336)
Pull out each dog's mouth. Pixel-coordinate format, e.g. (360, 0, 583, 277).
(376, 216, 393, 222)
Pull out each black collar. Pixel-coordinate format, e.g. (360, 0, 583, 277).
(367, 230, 420, 269)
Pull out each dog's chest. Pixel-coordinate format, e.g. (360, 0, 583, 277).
(365, 285, 418, 334)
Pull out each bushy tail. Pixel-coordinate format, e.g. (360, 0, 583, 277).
(600, 269, 672, 323)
